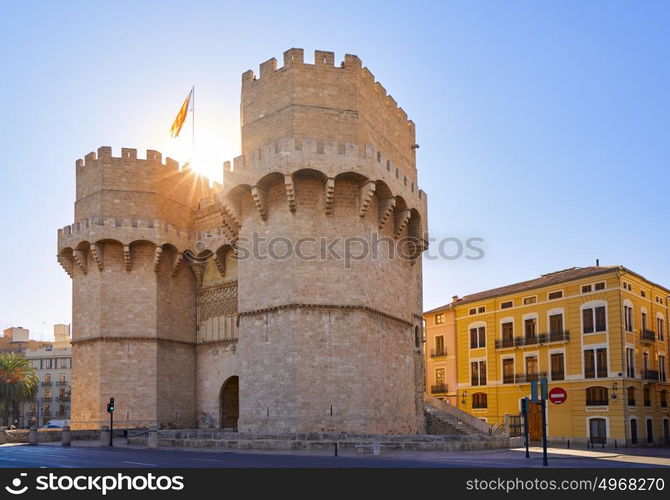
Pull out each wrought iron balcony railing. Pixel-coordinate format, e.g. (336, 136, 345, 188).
(514, 372, 547, 383)
(641, 330, 656, 342)
(495, 331, 570, 349)
(430, 348, 447, 358)
(643, 370, 659, 381)
(430, 384, 448, 394)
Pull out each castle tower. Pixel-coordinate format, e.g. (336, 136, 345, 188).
(58, 149, 216, 428)
(58, 48, 428, 434)
(195, 49, 428, 434)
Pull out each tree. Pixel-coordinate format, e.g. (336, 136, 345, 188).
(0, 353, 39, 426)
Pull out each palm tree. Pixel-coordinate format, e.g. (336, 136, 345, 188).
(0, 353, 39, 427)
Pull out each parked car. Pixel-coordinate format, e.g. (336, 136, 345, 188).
(43, 420, 68, 429)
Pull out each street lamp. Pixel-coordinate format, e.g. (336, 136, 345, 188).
(461, 390, 468, 406)
(611, 382, 618, 400)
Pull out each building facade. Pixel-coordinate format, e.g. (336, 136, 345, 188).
(426, 266, 670, 446)
(56, 49, 428, 433)
(0, 325, 72, 428)
(424, 304, 458, 405)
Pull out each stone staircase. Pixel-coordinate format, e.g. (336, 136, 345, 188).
(424, 395, 501, 437)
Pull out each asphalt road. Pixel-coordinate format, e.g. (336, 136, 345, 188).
(1, 443, 669, 468)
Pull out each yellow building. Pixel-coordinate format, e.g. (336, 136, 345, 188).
(425, 265, 670, 446)
(424, 304, 457, 405)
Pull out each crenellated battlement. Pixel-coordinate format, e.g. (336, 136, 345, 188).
(77, 146, 188, 176)
(242, 48, 414, 132)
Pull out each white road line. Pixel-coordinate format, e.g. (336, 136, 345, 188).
(121, 461, 157, 466)
(189, 458, 222, 462)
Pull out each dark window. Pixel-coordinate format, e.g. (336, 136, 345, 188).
(586, 386, 609, 406)
(582, 284, 592, 293)
(470, 326, 486, 349)
(583, 305, 607, 333)
(523, 296, 537, 305)
(502, 322, 514, 342)
(434, 336, 445, 356)
(469, 308, 477, 315)
(503, 358, 514, 384)
(660, 390, 667, 408)
(434, 313, 444, 325)
(594, 282, 605, 291)
(524, 318, 537, 339)
(500, 301, 513, 309)
(549, 314, 563, 335)
(626, 348, 635, 378)
(548, 291, 563, 300)
(471, 361, 487, 386)
(584, 350, 595, 378)
(628, 386, 636, 406)
(526, 356, 538, 380)
(551, 353, 565, 381)
(644, 387, 651, 407)
(478, 306, 486, 314)
(472, 392, 487, 409)
(597, 348, 608, 377)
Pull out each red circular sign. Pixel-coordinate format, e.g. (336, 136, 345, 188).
(549, 387, 567, 405)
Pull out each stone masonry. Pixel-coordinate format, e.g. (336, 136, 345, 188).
(57, 49, 429, 434)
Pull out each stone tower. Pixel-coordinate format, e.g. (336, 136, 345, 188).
(58, 49, 428, 434)
(57, 151, 216, 428)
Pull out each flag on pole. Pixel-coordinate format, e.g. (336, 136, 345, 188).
(170, 89, 192, 138)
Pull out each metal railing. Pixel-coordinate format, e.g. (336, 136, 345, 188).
(586, 399, 609, 406)
(514, 372, 547, 383)
(643, 370, 659, 381)
(495, 331, 570, 349)
(430, 348, 446, 358)
(502, 375, 515, 384)
(641, 330, 656, 342)
(41, 381, 52, 386)
(56, 381, 68, 386)
(430, 384, 448, 394)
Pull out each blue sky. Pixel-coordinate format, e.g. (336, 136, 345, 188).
(1, 1, 669, 339)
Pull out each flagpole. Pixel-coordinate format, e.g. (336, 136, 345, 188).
(191, 86, 195, 162)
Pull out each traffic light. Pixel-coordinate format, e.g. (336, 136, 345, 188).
(106, 397, 115, 414)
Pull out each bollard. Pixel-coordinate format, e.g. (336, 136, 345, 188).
(614, 440, 617, 449)
(28, 426, 38, 446)
(334, 442, 338, 457)
(100, 426, 110, 447)
(62, 426, 71, 447)
(147, 425, 158, 449)
(567, 439, 570, 449)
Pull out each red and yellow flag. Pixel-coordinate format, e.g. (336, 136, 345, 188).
(170, 89, 192, 138)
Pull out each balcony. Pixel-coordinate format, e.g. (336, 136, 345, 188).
(586, 399, 609, 406)
(495, 331, 570, 349)
(628, 399, 636, 407)
(495, 338, 515, 349)
(641, 330, 656, 343)
(643, 370, 659, 381)
(503, 374, 515, 384)
(430, 348, 447, 358)
(514, 372, 547, 383)
(430, 384, 448, 394)
(39, 396, 53, 402)
(56, 381, 68, 386)
(58, 395, 70, 401)
(41, 381, 52, 386)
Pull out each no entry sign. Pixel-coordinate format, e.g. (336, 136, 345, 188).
(548, 387, 567, 405)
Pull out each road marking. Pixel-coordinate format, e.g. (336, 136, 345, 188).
(121, 461, 157, 466)
(190, 458, 223, 462)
